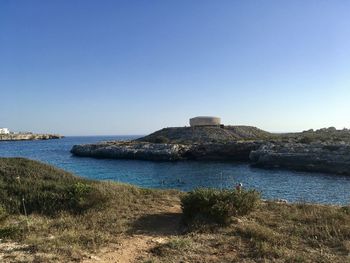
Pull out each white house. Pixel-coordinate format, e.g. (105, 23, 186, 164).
(0, 128, 10, 134)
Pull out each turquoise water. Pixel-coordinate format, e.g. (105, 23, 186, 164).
(0, 136, 350, 205)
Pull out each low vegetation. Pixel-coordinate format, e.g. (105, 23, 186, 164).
(148, 201, 350, 263)
(0, 158, 106, 215)
(283, 127, 350, 144)
(137, 126, 272, 144)
(181, 188, 260, 226)
(1, 158, 349, 262)
(137, 126, 350, 145)
(0, 158, 180, 262)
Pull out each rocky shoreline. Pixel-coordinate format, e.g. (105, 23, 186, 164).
(71, 141, 190, 161)
(71, 140, 350, 175)
(70, 126, 350, 176)
(70, 141, 262, 161)
(250, 142, 350, 175)
(0, 133, 63, 141)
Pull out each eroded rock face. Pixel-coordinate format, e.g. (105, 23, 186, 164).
(250, 142, 350, 175)
(187, 141, 262, 161)
(71, 141, 261, 161)
(71, 139, 350, 175)
(71, 141, 191, 161)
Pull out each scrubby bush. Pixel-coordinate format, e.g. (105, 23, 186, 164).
(0, 205, 7, 222)
(298, 136, 315, 144)
(0, 158, 107, 216)
(181, 188, 260, 226)
(153, 136, 170, 143)
(341, 205, 350, 215)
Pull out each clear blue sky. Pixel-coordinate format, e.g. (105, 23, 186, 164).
(1, 1, 349, 135)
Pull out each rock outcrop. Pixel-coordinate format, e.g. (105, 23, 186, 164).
(0, 134, 63, 141)
(250, 142, 350, 175)
(71, 141, 191, 161)
(71, 126, 350, 176)
(186, 141, 262, 161)
(71, 141, 262, 161)
(137, 126, 272, 144)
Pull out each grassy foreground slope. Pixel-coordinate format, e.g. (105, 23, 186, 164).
(0, 158, 180, 262)
(0, 158, 350, 262)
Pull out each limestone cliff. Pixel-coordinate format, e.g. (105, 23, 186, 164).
(70, 126, 350, 176)
(250, 142, 350, 175)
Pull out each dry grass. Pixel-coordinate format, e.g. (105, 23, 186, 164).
(1, 182, 181, 262)
(0, 158, 180, 262)
(1, 158, 350, 262)
(148, 202, 350, 263)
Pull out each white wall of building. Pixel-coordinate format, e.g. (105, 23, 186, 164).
(189, 117, 221, 127)
(0, 128, 10, 134)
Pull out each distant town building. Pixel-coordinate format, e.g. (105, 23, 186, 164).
(189, 116, 221, 127)
(0, 128, 10, 134)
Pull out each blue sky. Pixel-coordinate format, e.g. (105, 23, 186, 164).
(1, 1, 350, 135)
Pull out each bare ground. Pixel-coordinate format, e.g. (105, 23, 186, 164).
(83, 204, 182, 263)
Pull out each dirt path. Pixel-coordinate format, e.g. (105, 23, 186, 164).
(83, 235, 157, 263)
(83, 205, 182, 263)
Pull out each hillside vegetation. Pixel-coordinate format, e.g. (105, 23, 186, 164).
(0, 158, 349, 262)
(137, 125, 350, 145)
(289, 127, 350, 143)
(137, 125, 272, 144)
(0, 158, 180, 262)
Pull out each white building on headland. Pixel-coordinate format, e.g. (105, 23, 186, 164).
(0, 128, 10, 134)
(189, 116, 221, 127)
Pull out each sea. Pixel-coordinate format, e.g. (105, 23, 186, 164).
(0, 136, 349, 205)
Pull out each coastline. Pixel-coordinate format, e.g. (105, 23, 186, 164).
(0, 158, 349, 263)
(70, 126, 350, 176)
(2, 135, 350, 205)
(0, 133, 63, 141)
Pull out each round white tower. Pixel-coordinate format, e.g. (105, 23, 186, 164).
(189, 116, 221, 127)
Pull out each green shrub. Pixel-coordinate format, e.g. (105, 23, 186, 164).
(0, 225, 23, 239)
(341, 206, 350, 215)
(0, 205, 7, 222)
(153, 136, 169, 143)
(298, 136, 314, 144)
(0, 158, 107, 216)
(181, 188, 260, 226)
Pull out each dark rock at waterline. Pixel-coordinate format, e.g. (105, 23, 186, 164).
(71, 141, 191, 161)
(250, 142, 350, 175)
(187, 141, 262, 161)
(70, 126, 350, 176)
(71, 140, 350, 175)
(71, 141, 262, 161)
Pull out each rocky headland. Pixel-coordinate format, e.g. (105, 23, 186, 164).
(0, 133, 63, 141)
(71, 126, 350, 175)
(71, 140, 262, 162)
(71, 126, 267, 162)
(250, 142, 350, 175)
(71, 141, 191, 161)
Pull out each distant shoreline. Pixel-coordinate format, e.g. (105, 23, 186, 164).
(71, 126, 350, 176)
(0, 133, 63, 141)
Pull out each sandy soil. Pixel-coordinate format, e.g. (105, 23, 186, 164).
(83, 205, 182, 263)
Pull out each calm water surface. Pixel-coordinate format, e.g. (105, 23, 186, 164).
(0, 136, 349, 205)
